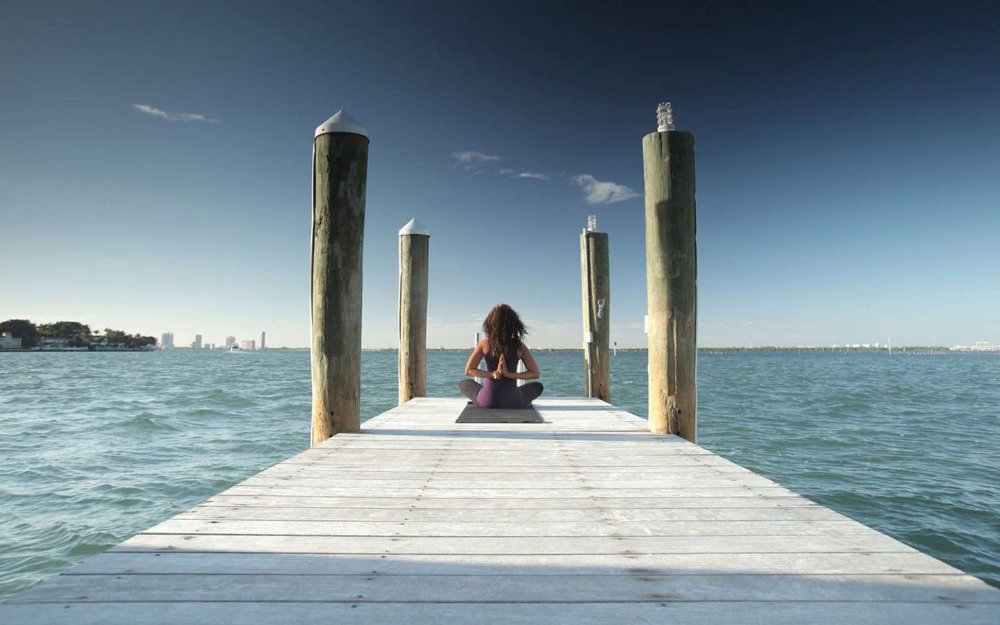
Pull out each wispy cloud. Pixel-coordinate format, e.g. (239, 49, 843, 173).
(453, 151, 501, 171)
(572, 174, 640, 204)
(454, 153, 635, 206)
(500, 169, 551, 180)
(134, 104, 219, 123)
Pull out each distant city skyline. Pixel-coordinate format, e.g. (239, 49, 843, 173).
(151, 327, 996, 351)
(157, 330, 268, 350)
(2, 3, 997, 348)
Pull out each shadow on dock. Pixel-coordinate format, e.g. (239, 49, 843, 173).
(4, 548, 998, 624)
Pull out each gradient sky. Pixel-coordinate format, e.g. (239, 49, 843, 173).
(1, 1, 998, 348)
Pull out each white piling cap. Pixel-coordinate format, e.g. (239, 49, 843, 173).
(315, 110, 369, 139)
(398, 218, 430, 237)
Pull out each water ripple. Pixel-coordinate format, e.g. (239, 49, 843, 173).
(0, 349, 997, 600)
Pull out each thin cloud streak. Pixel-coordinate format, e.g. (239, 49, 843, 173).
(500, 169, 551, 180)
(453, 151, 501, 171)
(572, 174, 640, 204)
(134, 104, 219, 123)
(454, 151, 500, 163)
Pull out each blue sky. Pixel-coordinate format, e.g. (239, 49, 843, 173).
(1, 1, 998, 348)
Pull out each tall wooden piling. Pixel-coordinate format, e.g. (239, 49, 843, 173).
(580, 218, 611, 402)
(398, 218, 430, 404)
(310, 110, 369, 445)
(473, 332, 483, 384)
(642, 110, 697, 442)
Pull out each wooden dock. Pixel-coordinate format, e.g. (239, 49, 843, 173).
(2, 397, 997, 623)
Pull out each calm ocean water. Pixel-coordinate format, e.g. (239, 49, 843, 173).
(0, 349, 997, 599)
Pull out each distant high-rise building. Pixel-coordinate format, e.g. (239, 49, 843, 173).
(192, 334, 203, 350)
(239, 339, 256, 351)
(225, 336, 236, 349)
(160, 332, 174, 349)
(260, 331, 266, 351)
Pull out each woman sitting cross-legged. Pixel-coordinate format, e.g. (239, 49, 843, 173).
(459, 304, 543, 409)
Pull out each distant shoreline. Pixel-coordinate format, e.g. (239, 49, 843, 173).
(0, 348, 157, 353)
(5, 346, 992, 354)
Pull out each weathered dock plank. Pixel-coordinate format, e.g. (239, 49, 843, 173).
(2, 602, 998, 625)
(109, 531, 926, 555)
(142, 518, 874, 537)
(177, 503, 844, 521)
(10, 572, 996, 604)
(64, 550, 966, 576)
(201, 494, 818, 509)
(2, 397, 997, 624)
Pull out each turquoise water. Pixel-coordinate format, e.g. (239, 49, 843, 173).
(0, 349, 997, 600)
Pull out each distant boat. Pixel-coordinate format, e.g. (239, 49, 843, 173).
(228, 345, 241, 352)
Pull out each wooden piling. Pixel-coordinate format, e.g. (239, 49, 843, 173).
(310, 110, 369, 445)
(642, 128, 697, 442)
(473, 332, 483, 384)
(580, 223, 611, 402)
(398, 219, 430, 404)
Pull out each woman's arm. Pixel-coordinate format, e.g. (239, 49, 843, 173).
(501, 346, 540, 380)
(464, 340, 497, 378)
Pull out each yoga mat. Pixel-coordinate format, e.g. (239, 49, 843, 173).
(456, 403, 544, 423)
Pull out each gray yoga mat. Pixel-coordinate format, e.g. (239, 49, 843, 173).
(456, 403, 544, 423)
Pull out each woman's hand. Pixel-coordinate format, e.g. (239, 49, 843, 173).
(496, 354, 509, 379)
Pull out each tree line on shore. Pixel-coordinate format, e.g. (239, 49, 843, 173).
(0, 319, 156, 349)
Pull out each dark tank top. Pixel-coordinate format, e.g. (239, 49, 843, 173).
(477, 343, 526, 408)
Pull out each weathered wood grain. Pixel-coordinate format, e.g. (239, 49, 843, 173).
(581, 229, 611, 401)
(2, 602, 997, 625)
(3, 396, 996, 625)
(310, 129, 368, 443)
(643, 131, 697, 441)
(398, 229, 429, 404)
(66, 550, 965, 577)
(10, 572, 997, 605)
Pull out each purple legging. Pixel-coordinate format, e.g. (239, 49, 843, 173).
(459, 379, 544, 409)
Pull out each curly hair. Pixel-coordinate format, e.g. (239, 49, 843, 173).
(483, 304, 527, 357)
